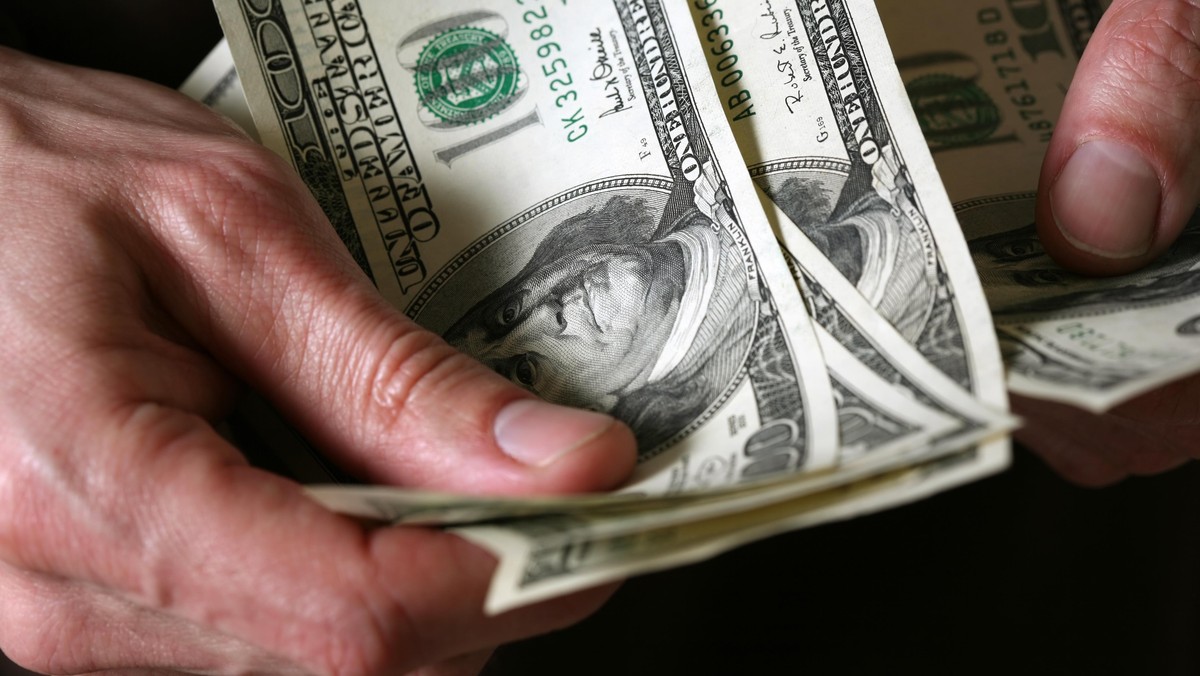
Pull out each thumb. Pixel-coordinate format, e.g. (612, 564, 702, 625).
(137, 147, 637, 495)
(1036, 0, 1200, 275)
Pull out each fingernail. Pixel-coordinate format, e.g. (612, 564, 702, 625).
(1051, 140, 1160, 259)
(494, 399, 615, 468)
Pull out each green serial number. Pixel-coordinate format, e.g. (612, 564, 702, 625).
(517, 0, 588, 142)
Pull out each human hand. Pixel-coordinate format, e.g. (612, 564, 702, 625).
(1035, 0, 1199, 274)
(1023, 1, 1200, 485)
(0, 47, 636, 675)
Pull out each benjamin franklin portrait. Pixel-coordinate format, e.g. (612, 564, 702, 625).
(443, 183, 757, 451)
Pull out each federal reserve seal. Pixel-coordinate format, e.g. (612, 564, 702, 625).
(414, 26, 520, 126)
(906, 73, 1000, 149)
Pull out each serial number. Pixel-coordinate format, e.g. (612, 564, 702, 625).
(691, 0, 756, 120)
(518, 0, 588, 142)
(979, 8, 1054, 142)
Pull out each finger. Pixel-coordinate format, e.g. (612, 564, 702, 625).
(1036, 0, 1200, 275)
(124, 146, 636, 495)
(1012, 389, 1200, 486)
(0, 404, 623, 674)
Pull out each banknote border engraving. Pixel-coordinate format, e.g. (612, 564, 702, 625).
(236, 0, 449, 294)
(230, 0, 375, 280)
(800, 0, 892, 163)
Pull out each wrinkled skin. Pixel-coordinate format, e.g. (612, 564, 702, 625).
(0, 47, 637, 675)
(1021, 0, 1200, 485)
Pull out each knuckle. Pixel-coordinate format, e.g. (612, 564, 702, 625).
(88, 403, 219, 603)
(363, 327, 474, 430)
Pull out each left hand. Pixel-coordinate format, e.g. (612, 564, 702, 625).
(0, 48, 636, 676)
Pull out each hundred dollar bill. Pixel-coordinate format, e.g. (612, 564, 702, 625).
(682, 0, 1012, 495)
(686, 0, 1008, 420)
(877, 0, 1200, 411)
(212, 0, 850, 492)
(202, 0, 1015, 608)
(455, 323, 1008, 539)
(183, 35, 1004, 527)
(776, 201, 1012, 441)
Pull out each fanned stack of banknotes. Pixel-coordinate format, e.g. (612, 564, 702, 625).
(183, 0, 1200, 613)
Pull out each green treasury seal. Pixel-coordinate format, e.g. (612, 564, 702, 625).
(415, 26, 521, 126)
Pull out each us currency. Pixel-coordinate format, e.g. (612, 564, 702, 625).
(206, 0, 993, 509)
(686, 0, 1013, 493)
(687, 0, 1008, 417)
(206, 0, 993, 534)
(780, 210, 1013, 454)
(879, 0, 1200, 412)
(444, 0, 1027, 612)
(441, 324, 1006, 542)
(450, 209, 1021, 612)
(183, 32, 1004, 530)
(204, 0, 1013, 613)
(314, 326, 982, 527)
(213, 0, 850, 490)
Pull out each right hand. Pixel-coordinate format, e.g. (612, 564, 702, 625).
(1034, 0, 1200, 276)
(0, 47, 636, 675)
(1019, 0, 1200, 486)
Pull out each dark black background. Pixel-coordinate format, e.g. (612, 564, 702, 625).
(1, 3, 1198, 675)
